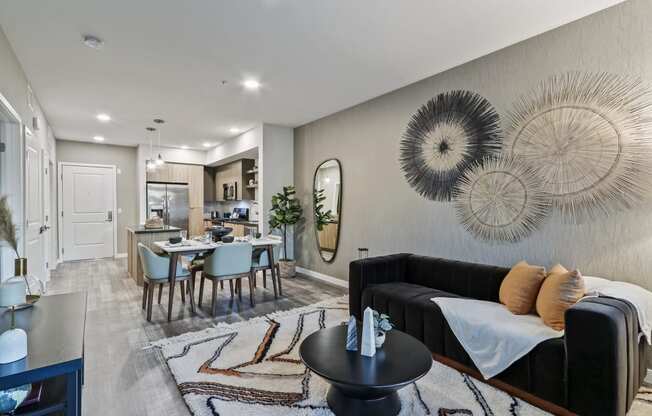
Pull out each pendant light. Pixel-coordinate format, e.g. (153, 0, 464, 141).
(153, 118, 165, 166)
(146, 127, 157, 171)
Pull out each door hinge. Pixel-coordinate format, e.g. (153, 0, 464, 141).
(61, 210, 64, 217)
(62, 247, 64, 255)
(46, 262, 49, 269)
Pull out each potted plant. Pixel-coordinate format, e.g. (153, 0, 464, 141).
(373, 311, 393, 348)
(269, 186, 303, 277)
(0, 195, 27, 281)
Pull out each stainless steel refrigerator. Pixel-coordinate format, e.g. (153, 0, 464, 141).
(146, 183, 189, 231)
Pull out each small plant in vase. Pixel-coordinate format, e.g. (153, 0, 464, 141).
(269, 186, 303, 278)
(373, 311, 393, 348)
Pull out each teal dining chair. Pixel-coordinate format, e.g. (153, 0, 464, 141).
(252, 243, 282, 298)
(138, 243, 194, 321)
(198, 242, 254, 316)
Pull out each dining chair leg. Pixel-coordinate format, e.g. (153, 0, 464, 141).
(248, 271, 255, 307)
(262, 269, 267, 288)
(271, 269, 278, 299)
(157, 284, 163, 304)
(220, 280, 224, 290)
(167, 253, 179, 322)
(180, 281, 186, 303)
(146, 282, 155, 322)
(198, 276, 205, 307)
(188, 278, 196, 314)
(228, 280, 234, 298)
(211, 279, 218, 317)
(276, 264, 283, 296)
(142, 282, 148, 310)
(238, 278, 242, 302)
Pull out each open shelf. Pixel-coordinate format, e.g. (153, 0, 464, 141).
(15, 376, 67, 416)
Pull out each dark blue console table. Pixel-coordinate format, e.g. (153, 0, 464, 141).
(0, 292, 86, 415)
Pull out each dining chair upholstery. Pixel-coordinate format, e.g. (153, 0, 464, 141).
(252, 244, 280, 268)
(138, 243, 189, 280)
(199, 242, 256, 315)
(138, 243, 194, 321)
(204, 242, 253, 277)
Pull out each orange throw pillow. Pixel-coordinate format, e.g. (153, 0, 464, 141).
(499, 261, 546, 315)
(536, 264, 585, 330)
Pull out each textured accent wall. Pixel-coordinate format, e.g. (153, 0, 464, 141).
(294, 0, 652, 293)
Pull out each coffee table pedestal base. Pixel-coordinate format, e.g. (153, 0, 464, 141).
(326, 386, 401, 416)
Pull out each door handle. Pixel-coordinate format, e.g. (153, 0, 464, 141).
(39, 225, 51, 234)
(106, 210, 113, 222)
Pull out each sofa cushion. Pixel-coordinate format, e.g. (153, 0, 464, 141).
(499, 261, 546, 314)
(405, 255, 510, 302)
(536, 264, 585, 330)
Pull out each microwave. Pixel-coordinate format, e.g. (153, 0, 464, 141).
(223, 182, 237, 200)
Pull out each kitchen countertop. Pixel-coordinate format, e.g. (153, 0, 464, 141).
(126, 225, 182, 234)
(205, 218, 259, 226)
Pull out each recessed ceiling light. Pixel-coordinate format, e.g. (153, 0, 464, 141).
(82, 35, 104, 50)
(93, 136, 105, 142)
(181, 145, 189, 149)
(203, 142, 212, 148)
(229, 127, 240, 134)
(243, 79, 261, 90)
(96, 113, 111, 122)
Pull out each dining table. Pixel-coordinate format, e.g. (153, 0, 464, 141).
(153, 237, 283, 321)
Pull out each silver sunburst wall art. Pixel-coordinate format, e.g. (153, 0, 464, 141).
(505, 71, 652, 223)
(454, 157, 551, 243)
(400, 90, 502, 201)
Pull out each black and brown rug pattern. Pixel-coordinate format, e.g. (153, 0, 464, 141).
(154, 297, 649, 416)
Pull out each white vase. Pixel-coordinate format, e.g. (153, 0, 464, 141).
(375, 331, 386, 348)
(0, 328, 27, 364)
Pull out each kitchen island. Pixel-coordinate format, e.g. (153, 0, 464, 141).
(126, 225, 182, 286)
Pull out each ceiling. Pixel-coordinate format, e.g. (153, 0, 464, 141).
(0, 0, 624, 149)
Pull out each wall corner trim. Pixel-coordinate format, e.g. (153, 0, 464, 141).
(295, 266, 348, 288)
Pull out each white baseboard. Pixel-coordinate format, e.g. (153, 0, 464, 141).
(114, 252, 127, 259)
(296, 266, 348, 288)
(646, 369, 652, 384)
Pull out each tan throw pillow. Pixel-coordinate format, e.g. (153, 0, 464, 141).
(499, 261, 546, 315)
(536, 264, 585, 330)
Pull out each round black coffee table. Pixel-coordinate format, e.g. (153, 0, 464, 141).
(299, 326, 432, 416)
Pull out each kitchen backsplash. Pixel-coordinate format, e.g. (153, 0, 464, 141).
(205, 200, 259, 221)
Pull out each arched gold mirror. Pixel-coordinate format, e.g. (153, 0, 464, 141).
(313, 159, 342, 263)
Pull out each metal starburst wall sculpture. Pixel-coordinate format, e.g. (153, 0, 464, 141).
(400, 90, 502, 201)
(505, 72, 652, 223)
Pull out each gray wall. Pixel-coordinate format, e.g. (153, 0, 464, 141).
(294, 0, 652, 295)
(56, 140, 138, 254)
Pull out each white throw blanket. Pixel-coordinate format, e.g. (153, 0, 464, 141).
(431, 297, 563, 379)
(582, 276, 652, 345)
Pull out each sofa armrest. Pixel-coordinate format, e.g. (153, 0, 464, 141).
(349, 253, 410, 320)
(565, 297, 639, 416)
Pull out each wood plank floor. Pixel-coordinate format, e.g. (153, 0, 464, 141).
(48, 258, 347, 416)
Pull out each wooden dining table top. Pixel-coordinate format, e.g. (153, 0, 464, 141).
(153, 237, 281, 253)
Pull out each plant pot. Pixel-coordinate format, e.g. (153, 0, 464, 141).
(375, 331, 386, 348)
(279, 260, 296, 278)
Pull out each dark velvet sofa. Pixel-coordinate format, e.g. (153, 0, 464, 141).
(349, 253, 648, 416)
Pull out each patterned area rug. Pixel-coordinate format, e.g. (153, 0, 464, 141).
(154, 296, 652, 416)
(155, 297, 551, 415)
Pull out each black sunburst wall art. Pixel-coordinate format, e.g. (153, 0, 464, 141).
(400, 90, 502, 201)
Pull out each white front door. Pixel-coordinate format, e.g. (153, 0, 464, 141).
(25, 131, 46, 282)
(61, 164, 115, 261)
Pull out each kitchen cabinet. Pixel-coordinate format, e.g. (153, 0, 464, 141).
(188, 165, 204, 207)
(213, 159, 256, 201)
(169, 163, 189, 183)
(204, 167, 215, 201)
(223, 221, 245, 237)
(188, 207, 205, 237)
